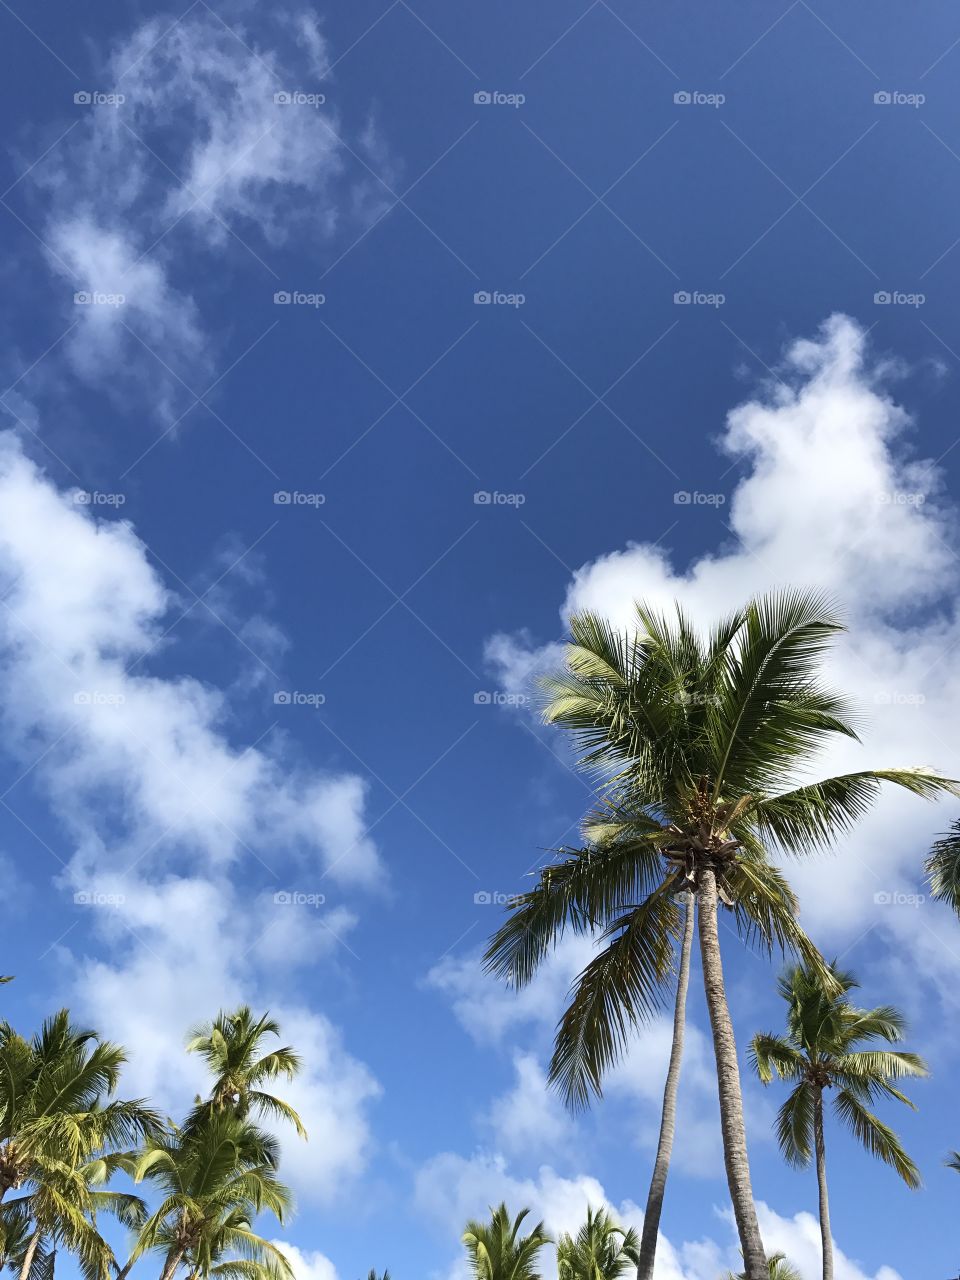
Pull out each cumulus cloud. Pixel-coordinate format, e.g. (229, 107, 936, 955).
(487, 315, 960, 952)
(0, 429, 383, 1196)
(415, 1154, 898, 1280)
(0, 430, 381, 886)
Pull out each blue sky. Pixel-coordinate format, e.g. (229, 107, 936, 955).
(2, 1, 960, 1278)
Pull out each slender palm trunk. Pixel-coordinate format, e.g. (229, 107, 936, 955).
(636, 892, 696, 1280)
(158, 1247, 185, 1280)
(697, 867, 767, 1280)
(813, 1089, 834, 1280)
(18, 1230, 41, 1280)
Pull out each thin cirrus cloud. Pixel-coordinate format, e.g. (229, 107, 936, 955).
(15, 3, 393, 420)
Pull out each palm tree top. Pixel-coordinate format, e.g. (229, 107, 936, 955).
(485, 590, 955, 1107)
(185, 1007, 305, 1139)
(461, 1203, 550, 1280)
(750, 962, 927, 1187)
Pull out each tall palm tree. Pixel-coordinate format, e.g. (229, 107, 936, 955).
(556, 1207, 639, 1280)
(462, 1205, 550, 1280)
(485, 592, 955, 1280)
(122, 1113, 293, 1280)
(749, 964, 927, 1280)
(185, 1010, 305, 1139)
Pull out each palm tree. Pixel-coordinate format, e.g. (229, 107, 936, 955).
(0, 1012, 159, 1200)
(462, 1204, 550, 1280)
(749, 964, 927, 1280)
(361, 1273, 389, 1280)
(122, 1113, 293, 1280)
(3, 1154, 146, 1280)
(726, 1254, 801, 1280)
(485, 592, 955, 1280)
(556, 1207, 638, 1280)
(0, 1012, 159, 1280)
(185, 1009, 305, 1139)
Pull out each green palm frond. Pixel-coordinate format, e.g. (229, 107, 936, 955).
(925, 820, 960, 915)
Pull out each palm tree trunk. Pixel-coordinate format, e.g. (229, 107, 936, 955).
(18, 1230, 41, 1280)
(636, 891, 696, 1280)
(813, 1089, 834, 1280)
(157, 1248, 184, 1280)
(697, 867, 767, 1280)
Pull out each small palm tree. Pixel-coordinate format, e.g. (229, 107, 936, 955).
(486, 592, 954, 1280)
(361, 1272, 389, 1280)
(462, 1205, 550, 1280)
(556, 1207, 638, 1280)
(727, 1254, 802, 1280)
(122, 1113, 294, 1280)
(749, 964, 927, 1280)
(185, 1009, 305, 1139)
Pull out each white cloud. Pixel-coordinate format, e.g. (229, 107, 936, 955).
(0, 431, 382, 887)
(485, 1054, 573, 1156)
(487, 316, 960, 949)
(0, 430, 384, 1198)
(415, 1153, 900, 1280)
(22, 4, 393, 417)
(272, 1242, 339, 1280)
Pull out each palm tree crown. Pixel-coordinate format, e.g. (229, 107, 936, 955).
(556, 1207, 639, 1280)
(462, 1204, 550, 1280)
(749, 963, 928, 1186)
(125, 1112, 294, 1280)
(486, 592, 951, 1106)
(185, 1008, 305, 1139)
